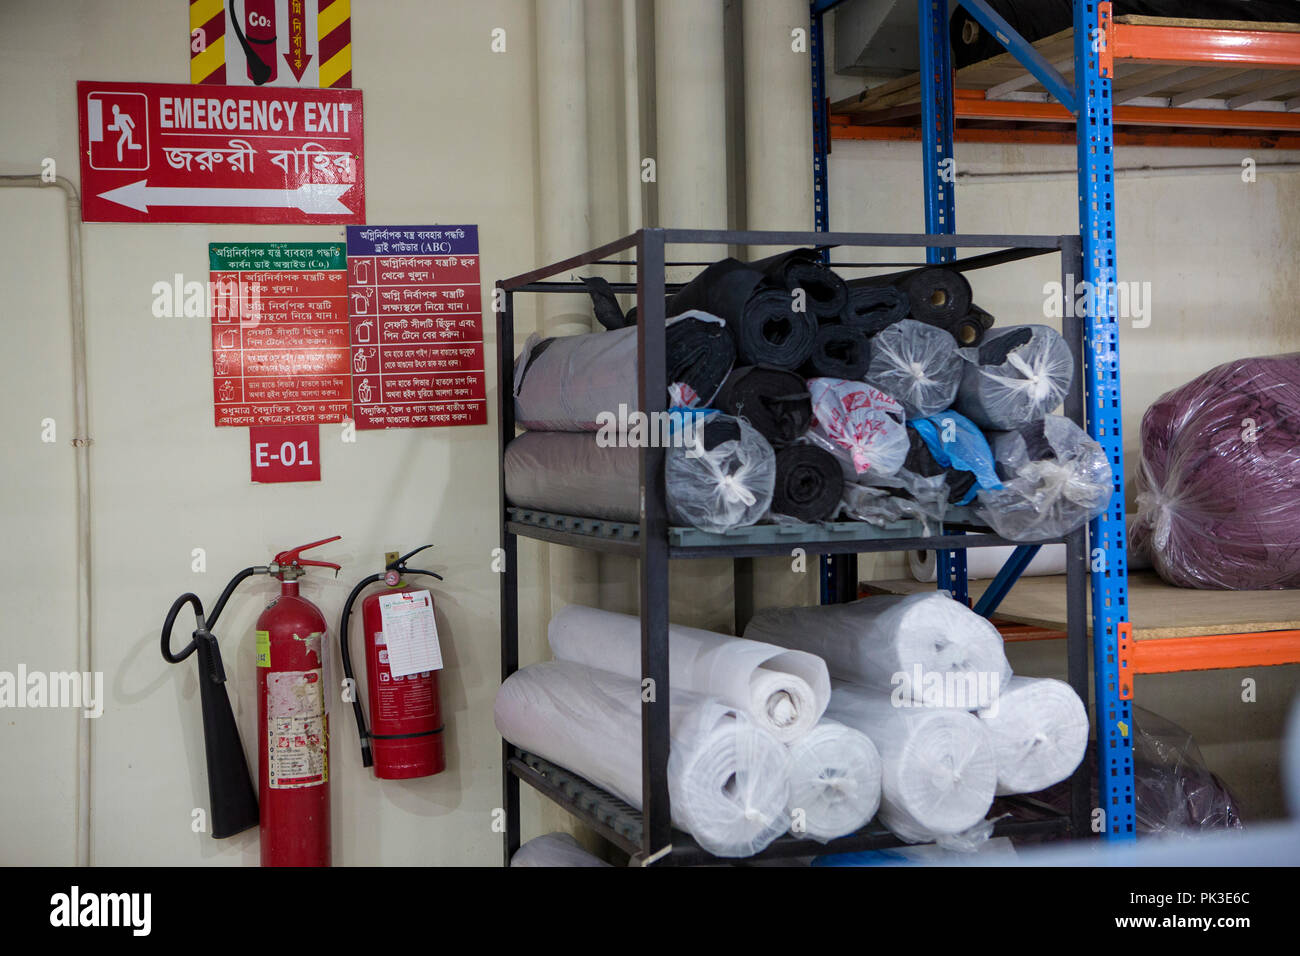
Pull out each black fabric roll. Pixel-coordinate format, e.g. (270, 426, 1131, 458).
(750, 248, 848, 320)
(666, 257, 765, 321)
(897, 267, 973, 332)
(734, 287, 819, 369)
(842, 285, 910, 334)
(772, 444, 844, 523)
(903, 427, 976, 505)
(969, 302, 996, 330)
(803, 325, 871, 380)
(977, 325, 1032, 365)
(665, 316, 738, 405)
(712, 365, 813, 447)
(951, 314, 985, 348)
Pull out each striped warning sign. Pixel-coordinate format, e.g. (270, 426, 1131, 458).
(191, 0, 351, 89)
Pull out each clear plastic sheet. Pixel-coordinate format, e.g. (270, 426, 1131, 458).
(863, 319, 964, 420)
(839, 473, 949, 533)
(786, 720, 883, 843)
(511, 832, 611, 867)
(495, 661, 792, 858)
(955, 324, 1074, 430)
(976, 414, 1112, 543)
(666, 413, 776, 532)
(806, 377, 909, 479)
(977, 677, 1088, 796)
(1130, 352, 1300, 589)
(1132, 706, 1245, 836)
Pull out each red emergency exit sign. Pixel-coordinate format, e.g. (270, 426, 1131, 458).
(250, 425, 321, 483)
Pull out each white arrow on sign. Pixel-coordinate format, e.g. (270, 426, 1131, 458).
(98, 179, 353, 215)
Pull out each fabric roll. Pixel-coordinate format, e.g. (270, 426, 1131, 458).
(712, 365, 812, 447)
(744, 591, 1012, 707)
(579, 275, 631, 331)
(750, 248, 849, 320)
(842, 284, 910, 334)
(771, 443, 844, 523)
(665, 414, 776, 532)
(786, 720, 882, 843)
(732, 287, 820, 369)
(897, 267, 973, 332)
(863, 320, 964, 420)
(513, 311, 736, 430)
(806, 377, 909, 479)
(954, 324, 1074, 430)
(977, 677, 1088, 796)
(977, 414, 1113, 543)
(908, 411, 1002, 505)
(908, 544, 1068, 582)
(952, 313, 986, 348)
(666, 257, 766, 322)
(827, 682, 997, 844)
(494, 661, 791, 857)
(803, 324, 871, 380)
(504, 430, 639, 520)
(548, 604, 830, 744)
(511, 832, 611, 867)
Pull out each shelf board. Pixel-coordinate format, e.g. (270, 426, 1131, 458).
(508, 749, 1070, 866)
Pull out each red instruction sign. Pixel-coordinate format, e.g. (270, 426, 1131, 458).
(250, 425, 321, 483)
(77, 80, 364, 224)
(211, 242, 350, 426)
(345, 225, 487, 429)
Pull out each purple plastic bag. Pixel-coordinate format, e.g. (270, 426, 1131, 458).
(1131, 353, 1300, 589)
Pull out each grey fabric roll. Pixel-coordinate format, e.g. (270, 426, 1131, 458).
(954, 324, 1074, 430)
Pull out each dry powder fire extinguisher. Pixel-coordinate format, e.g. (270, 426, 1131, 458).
(339, 546, 447, 779)
(162, 535, 341, 867)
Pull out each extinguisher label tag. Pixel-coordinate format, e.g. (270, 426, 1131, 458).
(256, 630, 271, 667)
(266, 669, 328, 789)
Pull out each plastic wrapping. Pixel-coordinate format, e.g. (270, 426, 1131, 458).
(511, 832, 611, 867)
(840, 475, 948, 533)
(1132, 706, 1245, 836)
(504, 431, 640, 520)
(771, 443, 844, 523)
(665, 414, 776, 532)
(743, 592, 1012, 706)
(977, 677, 1088, 795)
(864, 320, 964, 420)
(495, 661, 792, 858)
(909, 411, 1001, 505)
(513, 311, 735, 430)
(955, 324, 1074, 430)
(827, 682, 997, 845)
(786, 720, 883, 843)
(806, 377, 909, 479)
(548, 605, 830, 744)
(712, 365, 812, 447)
(1130, 352, 1300, 590)
(976, 414, 1113, 543)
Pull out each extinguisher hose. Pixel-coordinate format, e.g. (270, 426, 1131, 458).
(161, 566, 262, 672)
(339, 574, 383, 768)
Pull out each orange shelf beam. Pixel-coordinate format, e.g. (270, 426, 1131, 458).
(956, 94, 1300, 131)
(828, 121, 1300, 150)
(1112, 22, 1300, 68)
(1130, 630, 1300, 676)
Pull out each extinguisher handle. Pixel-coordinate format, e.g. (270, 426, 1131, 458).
(273, 535, 343, 573)
(388, 544, 435, 570)
(402, 568, 444, 582)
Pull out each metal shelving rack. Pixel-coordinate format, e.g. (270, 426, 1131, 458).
(497, 227, 1093, 866)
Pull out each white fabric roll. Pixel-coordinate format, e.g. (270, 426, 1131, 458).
(786, 720, 882, 843)
(978, 676, 1088, 795)
(907, 544, 1068, 582)
(827, 682, 997, 844)
(511, 832, 611, 867)
(744, 592, 1011, 708)
(549, 605, 830, 743)
(494, 661, 791, 858)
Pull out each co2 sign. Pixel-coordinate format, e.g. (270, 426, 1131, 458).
(249, 424, 321, 483)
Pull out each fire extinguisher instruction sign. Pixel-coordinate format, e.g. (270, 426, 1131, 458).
(377, 590, 442, 678)
(266, 669, 328, 789)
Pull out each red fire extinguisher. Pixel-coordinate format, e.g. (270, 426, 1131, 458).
(227, 0, 277, 85)
(161, 535, 341, 866)
(339, 546, 447, 779)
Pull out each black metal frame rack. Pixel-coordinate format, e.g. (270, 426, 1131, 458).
(497, 227, 1092, 866)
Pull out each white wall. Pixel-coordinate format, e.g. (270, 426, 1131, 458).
(0, 0, 541, 865)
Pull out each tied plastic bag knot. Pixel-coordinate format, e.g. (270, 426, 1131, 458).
(718, 471, 758, 507)
(1135, 483, 1175, 552)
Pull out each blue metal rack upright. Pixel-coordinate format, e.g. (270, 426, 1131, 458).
(809, 0, 1135, 840)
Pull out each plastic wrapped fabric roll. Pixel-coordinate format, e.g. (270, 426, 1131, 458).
(513, 311, 736, 430)
(908, 544, 1068, 582)
(803, 325, 871, 380)
(842, 284, 910, 334)
(909, 411, 1002, 505)
(954, 324, 1074, 430)
(977, 415, 1113, 543)
(786, 720, 882, 843)
(772, 443, 844, 523)
(511, 832, 611, 867)
(750, 248, 849, 320)
(504, 414, 775, 532)
(806, 377, 909, 479)
(826, 682, 997, 844)
(977, 677, 1088, 796)
(1130, 353, 1300, 590)
(743, 592, 1012, 707)
(494, 661, 792, 857)
(666, 414, 776, 532)
(897, 267, 973, 332)
(712, 365, 812, 447)
(863, 320, 964, 420)
(548, 605, 831, 744)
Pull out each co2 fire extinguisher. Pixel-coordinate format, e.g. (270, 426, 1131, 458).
(162, 536, 341, 867)
(339, 546, 447, 779)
